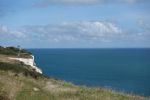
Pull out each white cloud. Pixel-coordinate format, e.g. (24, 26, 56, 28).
(119, 0, 136, 3)
(1, 21, 150, 47)
(22, 21, 122, 42)
(137, 20, 150, 41)
(0, 25, 26, 38)
(138, 20, 150, 31)
(77, 21, 121, 37)
(36, 0, 148, 6)
(37, 0, 99, 6)
(0, 25, 8, 33)
(11, 31, 26, 38)
(1, 21, 149, 48)
(52, 0, 99, 4)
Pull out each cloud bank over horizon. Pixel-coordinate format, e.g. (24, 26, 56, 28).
(0, 0, 150, 48)
(1, 21, 150, 48)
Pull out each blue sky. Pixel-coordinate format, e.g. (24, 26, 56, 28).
(0, 0, 150, 48)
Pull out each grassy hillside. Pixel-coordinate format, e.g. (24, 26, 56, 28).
(0, 62, 149, 100)
(0, 47, 149, 100)
(0, 46, 31, 58)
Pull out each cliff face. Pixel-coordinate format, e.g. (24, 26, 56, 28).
(9, 55, 42, 74)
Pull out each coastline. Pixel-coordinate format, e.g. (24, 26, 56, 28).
(0, 47, 149, 100)
(28, 48, 150, 96)
(9, 55, 42, 74)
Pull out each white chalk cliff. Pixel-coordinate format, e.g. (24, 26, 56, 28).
(9, 55, 42, 74)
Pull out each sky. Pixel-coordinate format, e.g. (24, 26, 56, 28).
(0, 0, 150, 48)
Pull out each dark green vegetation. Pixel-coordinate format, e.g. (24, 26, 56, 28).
(0, 46, 149, 100)
(0, 46, 31, 58)
(0, 62, 42, 79)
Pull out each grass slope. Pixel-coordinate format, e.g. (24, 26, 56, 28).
(0, 46, 31, 58)
(0, 62, 149, 100)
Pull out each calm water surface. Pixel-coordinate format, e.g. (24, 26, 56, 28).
(28, 48, 150, 96)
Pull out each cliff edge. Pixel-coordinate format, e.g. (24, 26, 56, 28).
(9, 55, 42, 74)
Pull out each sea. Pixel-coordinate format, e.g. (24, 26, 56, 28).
(28, 48, 150, 96)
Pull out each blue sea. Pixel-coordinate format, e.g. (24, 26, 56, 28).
(28, 48, 150, 96)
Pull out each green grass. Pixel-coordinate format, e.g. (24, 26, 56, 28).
(0, 62, 43, 79)
(0, 62, 149, 100)
(0, 62, 28, 73)
(0, 46, 31, 58)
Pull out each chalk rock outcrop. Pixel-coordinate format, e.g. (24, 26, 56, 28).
(9, 55, 42, 74)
